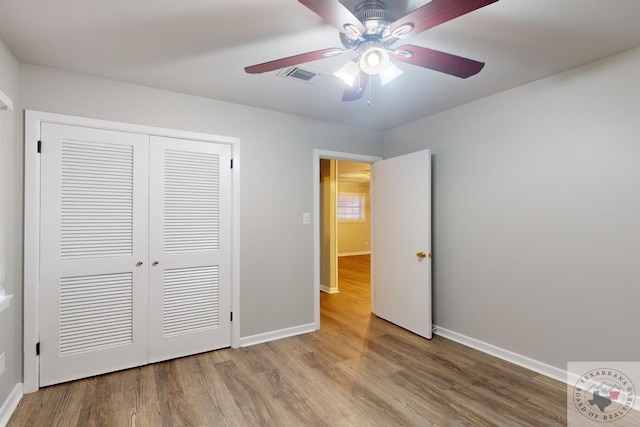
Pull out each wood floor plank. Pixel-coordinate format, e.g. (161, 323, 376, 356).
(10, 254, 587, 426)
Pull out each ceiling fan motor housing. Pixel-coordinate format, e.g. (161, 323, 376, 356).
(340, 0, 397, 48)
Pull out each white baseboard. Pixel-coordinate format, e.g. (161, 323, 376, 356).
(0, 383, 23, 427)
(337, 251, 370, 257)
(239, 322, 317, 347)
(436, 326, 640, 411)
(434, 326, 568, 383)
(320, 285, 339, 294)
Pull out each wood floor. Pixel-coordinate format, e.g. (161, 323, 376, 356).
(9, 255, 637, 426)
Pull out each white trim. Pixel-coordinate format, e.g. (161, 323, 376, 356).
(23, 111, 41, 394)
(0, 89, 13, 110)
(0, 295, 12, 313)
(320, 285, 339, 294)
(230, 143, 241, 350)
(337, 251, 371, 257)
(0, 383, 23, 427)
(313, 150, 382, 330)
(239, 323, 316, 347)
(23, 110, 241, 393)
(436, 327, 640, 413)
(434, 326, 568, 384)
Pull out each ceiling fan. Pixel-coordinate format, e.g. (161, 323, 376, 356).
(245, 0, 498, 101)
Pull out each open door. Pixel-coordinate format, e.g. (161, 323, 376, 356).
(372, 149, 432, 339)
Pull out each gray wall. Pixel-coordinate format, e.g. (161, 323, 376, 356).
(383, 47, 640, 369)
(6, 33, 639, 410)
(0, 36, 20, 409)
(18, 64, 383, 339)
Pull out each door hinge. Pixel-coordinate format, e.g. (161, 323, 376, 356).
(230, 159, 233, 169)
(37, 140, 42, 153)
(230, 312, 233, 322)
(36, 342, 40, 356)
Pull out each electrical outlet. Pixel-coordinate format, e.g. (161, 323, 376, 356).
(303, 212, 311, 224)
(0, 353, 5, 377)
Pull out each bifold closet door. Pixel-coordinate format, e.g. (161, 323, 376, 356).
(148, 136, 232, 362)
(39, 123, 150, 387)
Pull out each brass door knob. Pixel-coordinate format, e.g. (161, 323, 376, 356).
(416, 251, 427, 259)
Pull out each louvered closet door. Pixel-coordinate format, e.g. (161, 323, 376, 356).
(39, 123, 149, 386)
(148, 136, 231, 362)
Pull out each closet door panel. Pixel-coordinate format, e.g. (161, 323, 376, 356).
(148, 136, 231, 362)
(39, 123, 149, 386)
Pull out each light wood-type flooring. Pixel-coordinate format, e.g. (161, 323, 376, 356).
(9, 255, 639, 426)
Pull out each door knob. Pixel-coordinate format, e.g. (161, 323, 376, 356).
(152, 261, 159, 266)
(416, 251, 427, 259)
(136, 261, 143, 266)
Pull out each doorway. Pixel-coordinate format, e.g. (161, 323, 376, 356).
(320, 159, 371, 297)
(313, 148, 434, 338)
(312, 150, 382, 328)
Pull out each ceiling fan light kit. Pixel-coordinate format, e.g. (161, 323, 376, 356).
(245, 0, 499, 101)
(378, 62, 404, 86)
(359, 43, 390, 74)
(333, 60, 361, 86)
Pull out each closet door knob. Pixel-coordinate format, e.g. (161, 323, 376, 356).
(136, 261, 143, 266)
(152, 261, 159, 266)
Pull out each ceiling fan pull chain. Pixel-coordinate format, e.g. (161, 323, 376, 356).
(367, 80, 373, 107)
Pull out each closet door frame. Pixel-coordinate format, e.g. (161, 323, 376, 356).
(24, 110, 241, 393)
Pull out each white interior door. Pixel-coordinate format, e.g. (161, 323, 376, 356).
(148, 136, 232, 362)
(39, 123, 150, 386)
(372, 149, 432, 339)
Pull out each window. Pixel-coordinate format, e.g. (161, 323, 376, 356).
(337, 193, 365, 221)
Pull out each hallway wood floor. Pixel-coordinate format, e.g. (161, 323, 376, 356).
(9, 255, 637, 426)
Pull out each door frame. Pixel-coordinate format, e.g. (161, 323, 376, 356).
(24, 110, 241, 393)
(312, 150, 382, 328)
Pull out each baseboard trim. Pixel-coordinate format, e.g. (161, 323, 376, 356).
(239, 323, 317, 347)
(434, 326, 567, 384)
(320, 285, 339, 294)
(337, 251, 370, 257)
(0, 383, 23, 427)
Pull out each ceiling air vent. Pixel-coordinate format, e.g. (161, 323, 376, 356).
(277, 66, 323, 84)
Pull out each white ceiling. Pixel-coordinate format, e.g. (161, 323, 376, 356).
(2, 0, 640, 130)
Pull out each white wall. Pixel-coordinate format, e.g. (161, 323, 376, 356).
(17, 64, 383, 339)
(0, 36, 20, 412)
(383, 46, 640, 370)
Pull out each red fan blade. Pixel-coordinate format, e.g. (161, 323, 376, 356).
(342, 72, 369, 101)
(393, 44, 485, 78)
(299, 0, 366, 35)
(245, 48, 343, 74)
(389, 0, 498, 37)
